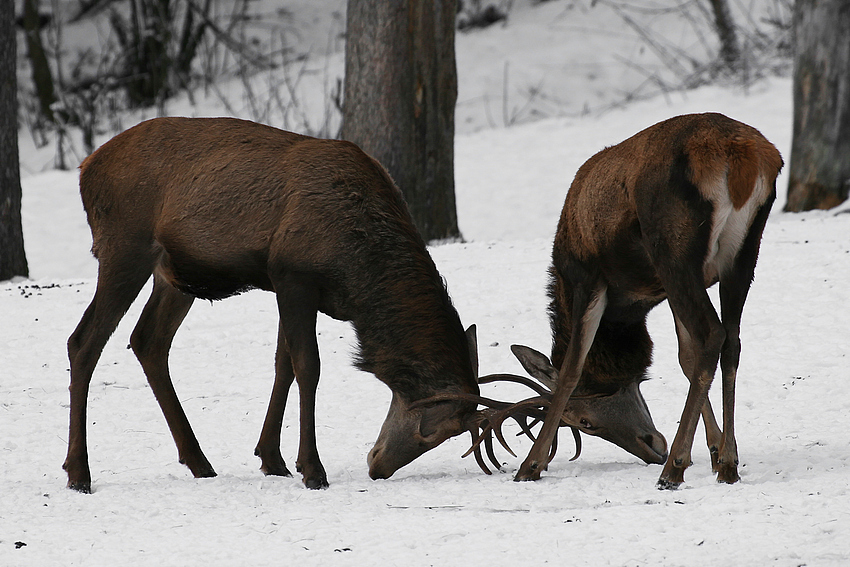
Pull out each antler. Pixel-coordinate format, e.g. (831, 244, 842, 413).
(411, 372, 582, 475)
(468, 374, 583, 474)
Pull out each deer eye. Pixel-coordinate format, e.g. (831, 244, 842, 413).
(580, 418, 593, 430)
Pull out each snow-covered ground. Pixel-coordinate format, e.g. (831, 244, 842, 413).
(3, 1, 849, 565)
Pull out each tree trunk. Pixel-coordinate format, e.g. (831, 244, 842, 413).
(707, 0, 740, 71)
(22, 0, 56, 124)
(0, 0, 29, 280)
(342, 0, 461, 242)
(786, 0, 850, 211)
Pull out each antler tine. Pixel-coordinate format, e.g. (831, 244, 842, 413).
(490, 419, 518, 459)
(569, 427, 582, 461)
(478, 373, 552, 397)
(548, 428, 559, 463)
(462, 413, 516, 460)
(462, 395, 554, 461)
(484, 430, 503, 471)
(408, 392, 514, 411)
(469, 427, 492, 475)
(466, 421, 511, 475)
(513, 413, 544, 443)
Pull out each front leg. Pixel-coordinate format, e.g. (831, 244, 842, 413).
(515, 281, 607, 481)
(254, 320, 295, 477)
(514, 375, 574, 481)
(275, 278, 328, 489)
(290, 319, 327, 489)
(675, 315, 723, 472)
(701, 401, 723, 473)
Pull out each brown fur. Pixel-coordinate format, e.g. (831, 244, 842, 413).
(64, 117, 478, 492)
(515, 113, 783, 487)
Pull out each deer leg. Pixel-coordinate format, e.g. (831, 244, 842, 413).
(658, 285, 725, 490)
(701, 402, 723, 473)
(275, 277, 327, 489)
(674, 316, 723, 471)
(129, 274, 216, 479)
(711, 308, 743, 485)
(64, 258, 152, 493)
(712, 202, 772, 484)
(515, 277, 607, 482)
(254, 320, 295, 477)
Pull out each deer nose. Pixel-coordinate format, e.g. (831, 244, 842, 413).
(367, 446, 390, 480)
(640, 432, 668, 464)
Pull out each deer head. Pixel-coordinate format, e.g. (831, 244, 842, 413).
(508, 344, 667, 465)
(367, 326, 482, 480)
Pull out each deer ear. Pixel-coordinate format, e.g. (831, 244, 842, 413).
(466, 324, 478, 378)
(510, 344, 558, 389)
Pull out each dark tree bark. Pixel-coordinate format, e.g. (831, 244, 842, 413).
(342, 0, 461, 242)
(1, 0, 29, 280)
(22, 0, 56, 124)
(707, 0, 740, 71)
(786, 0, 850, 211)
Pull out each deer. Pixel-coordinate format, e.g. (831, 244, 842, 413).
(63, 116, 495, 493)
(452, 113, 782, 489)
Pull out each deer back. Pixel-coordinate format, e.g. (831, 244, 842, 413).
(80, 117, 476, 398)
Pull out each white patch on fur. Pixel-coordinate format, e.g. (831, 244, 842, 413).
(578, 284, 608, 366)
(703, 175, 770, 284)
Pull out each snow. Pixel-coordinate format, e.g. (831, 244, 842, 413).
(3, 1, 849, 565)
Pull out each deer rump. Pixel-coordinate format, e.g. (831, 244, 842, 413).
(63, 117, 483, 493)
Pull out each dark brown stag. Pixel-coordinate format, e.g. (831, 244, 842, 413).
(64, 117, 486, 492)
(476, 113, 782, 488)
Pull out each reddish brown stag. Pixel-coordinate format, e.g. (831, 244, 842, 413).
(64, 117, 486, 493)
(507, 113, 782, 488)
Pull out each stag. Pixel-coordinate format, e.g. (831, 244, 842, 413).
(64, 117, 489, 493)
(466, 113, 782, 488)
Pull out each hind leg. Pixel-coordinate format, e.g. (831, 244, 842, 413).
(64, 258, 153, 492)
(658, 281, 725, 490)
(129, 274, 215, 478)
(712, 205, 772, 484)
(713, 201, 772, 484)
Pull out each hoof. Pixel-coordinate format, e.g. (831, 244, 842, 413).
(255, 447, 292, 477)
(303, 476, 329, 490)
(261, 464, 293, 477)
(64, 460, 92, 493)
(513, 460, 543, 482)
(179, 453, 217, 478)
(716, 467, 740, 485)
(67, 480, 92, 494)
(295, 458, 328, 489)
(656, 478, 681, 491)
(190, 467, 217, 479)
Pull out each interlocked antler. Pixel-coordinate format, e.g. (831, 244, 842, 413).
(468, 373, 582, 474)
(410, 372, 582, 475)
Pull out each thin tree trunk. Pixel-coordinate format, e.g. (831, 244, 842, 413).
(786, 0, 850, 211)
(22, 0, 56, 124)
(342, 0, 461, 242)
(707, 0, 740, 71)
(0, 0, 30, 280)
